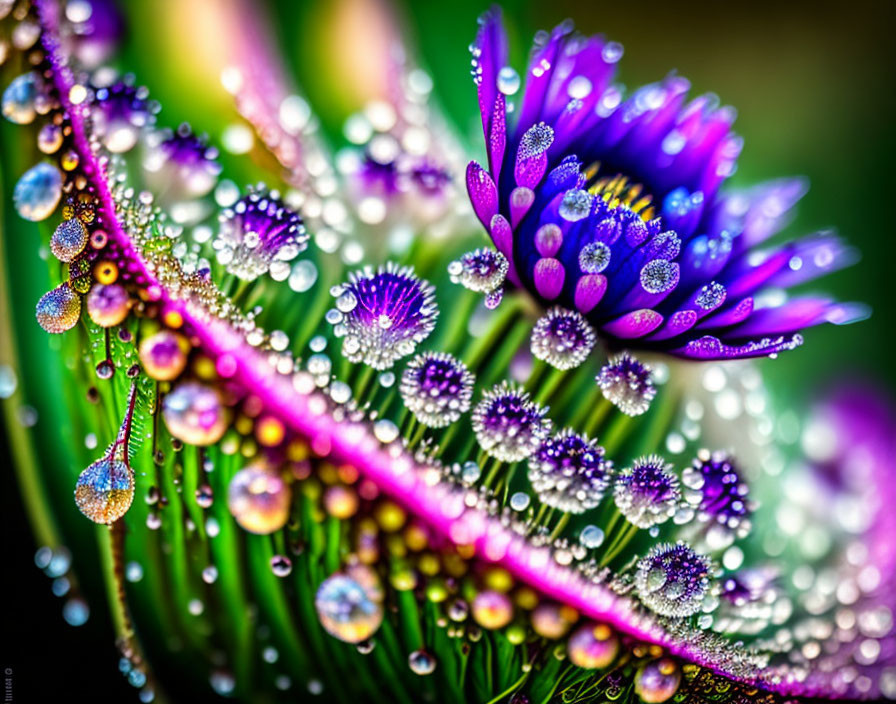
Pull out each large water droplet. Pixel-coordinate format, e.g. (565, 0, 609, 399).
(14, 162, 62, 221)
(50, 218, 88, 262)
(497, 66, 520, 95)
(35, 283, 81, 333)
(2, 72, 40, 124)
(315, 567, 384, 644)
(75, 456, 135, 524)
(227, 465, 291, 534)
(559, 189, 593, 222)
(162, 381, 229, 446)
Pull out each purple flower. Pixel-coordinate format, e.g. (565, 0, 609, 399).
(471, 381, 551, 462)
(614, 455, 680, 528)
(596, 352, 656, 416)
(143, 123, 221, 200)
(329, 263, 438, 370)
(635, 542, 712, 618)
(527, 429, 611, 513)
(466, 8, 867, 360)
(213, 185, 308, 282)
(91, 80, 156, 153)
(400, 351, 474, 428)
(682, 450, 751, 542)
(530, 306, 596, 370)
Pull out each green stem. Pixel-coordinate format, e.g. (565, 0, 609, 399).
(549, 512, 571, 541)
(484, 668, 530, 704)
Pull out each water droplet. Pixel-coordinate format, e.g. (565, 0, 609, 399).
(578, 242, 611, 274)
(567, 76, 592, 99)
(38, 123, 64, 154)
(580, 525, 604, 548)
(36, 283, 81, 333)
(602, 42, 624, 64)
(510, 492, 530, 511)
(87, 283, 131, 327)
(227, 465, 291, 534)
(461, 461, 481, 484)
(63, 598, 90, 626)
(271, 554, 293, 577)
(50, 219, 88, 262)
(408, 649, 437, 675)
(559, 189, 593, 222)
(95, 360, 115, 379)
(567, 623, 619, 669)
(2, 72, 40, 124)
(75, 457, 134, 524)
(162, 381, 229, 446)
(315, 567, 384, 644)
(497, 66, 520, 95)
(14, 162, 62, 221)
(138, 330, 189, 381)
(126, 562, 144, 583)
(373, 419, 399, 444)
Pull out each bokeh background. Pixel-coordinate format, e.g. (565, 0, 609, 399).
(4, 0, 895, 699)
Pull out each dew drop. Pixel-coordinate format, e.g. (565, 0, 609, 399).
(2, 72, 40, 124)
(271, 554, 293, 577)
(14, 162, 62, 221)
(408, 649, 437, 675)
(36, 283, 81, 334)
(497, 66, 520, 95)
(75, 457, 134, 524)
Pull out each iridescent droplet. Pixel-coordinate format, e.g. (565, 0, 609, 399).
(271, 554, 293, 577)
(162, 381, 229, 446)
(50, 218, 88, 262)
(226, 465, 291, 534)
(471, 590, 513, 629)
(634, 658, 681, 703)
(408, 649, 436, 676)
(567, 622, 619, 669)
(75, 456, 134, 524)
(38, 123, 64, 154)
(2, 72, 40, 124)
(138, 330, 189, 381)
(86, 283, 131, 327)
(14, 162, 62, 221)
(315, 567, 384, 644)
(35, 283, 81, 333)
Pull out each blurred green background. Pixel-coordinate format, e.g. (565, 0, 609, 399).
(118, 0, 896, 405)
(2, 1, 894, 699)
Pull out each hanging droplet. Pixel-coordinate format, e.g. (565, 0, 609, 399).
(407, 650, 437, 676)
(50, 219, 88, 262)
(315, 566, 384, 644)
(35, 283, 81, 333)
(2, 72, 40, 124)
(74, 456, 134, 524)
(95, 359, 115, 379)
(14, 163, 63, 221)
(74, 383, 139, 524)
